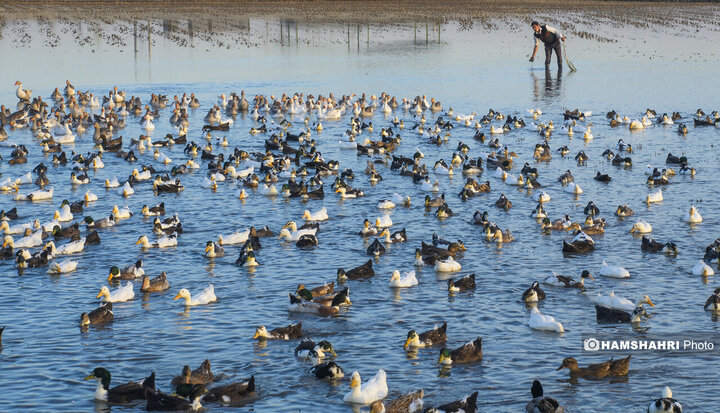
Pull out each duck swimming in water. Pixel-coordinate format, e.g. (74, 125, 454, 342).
(544, 270, 594, 289)
(437, 337, 483, 365)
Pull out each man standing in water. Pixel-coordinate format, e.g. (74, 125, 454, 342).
(529, 21, 565, 70)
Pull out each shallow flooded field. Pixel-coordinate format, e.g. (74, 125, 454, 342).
(0, 2, 719, 412)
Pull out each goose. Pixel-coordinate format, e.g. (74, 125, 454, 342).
(173, 285, 217, 306)
(646, 189, 663, 203)
(529, 307, 564, 333)
(692, 260, 714, 276)
(599, 261, 630, 278)
(685, 205, 702, 223)
(434, 256, 461, 272)
(343, 370, 388, 405)
(389, 270, 418, 287)
(136, 234, 177, 248)
(47, 259, 79, 274)
(14, 81, 32, 101)
(630, 220, 653, 234)
(647, 386, 682, 413)
(302, 207, 329, 221)
(97, 282, 135, 302)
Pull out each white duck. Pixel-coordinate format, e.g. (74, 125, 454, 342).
(45, 238, 85, 256)
(563, 182, 583, 194)
(389, 270, 418, 288)
(174, 285, 217, 306)
(302, 207, 329, 221)
(47, 259, 78, 274)
(434, 257, 461, 272)
(646, 189, 663, 203)
(375, 215, 393, 228)
(599, 261, 630, 278)
(528, 307, 564, 333)
(136, 234, 177, 248)
(97, 282, 135, 303)
(533, 191, 551, 203)
(4, 230, 43, 249)
(692, 260, 714, 276)
(201, 176, 218, 190)
(421, 179, 439, 192)
(594, 292, 636, 312)
(391, 193, 411, 206)
(260, 184, 279, 196)
(630, 220, 652, 234)
(377, 200, 396, 210)
(686, 205, 702, 223)
(118, 182, 134, 197)
(278, 227, 318, 242)
(343, 370, 388, 405)
(218, 229, 250, 245)
(21, 187, 54, 201)
(0, 220, 40, 235)
(105, 177, 120, 188)
(84, 190, 98, 203)
(112, 206, 133, 220)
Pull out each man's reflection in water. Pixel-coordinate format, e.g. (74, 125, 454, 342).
(532, 68, 563, 103)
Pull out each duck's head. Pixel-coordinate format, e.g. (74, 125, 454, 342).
(204, 241, 215, 254)
(349, 371, 361, 389)
(136, 235, 149, 246)
(173, 289, 191, 302)
(556, 357, 578, 371)
(438, 348, 452, 365)
(84, 367, 111, 390)
(566, 222, 582, 232)
(580, 270, 594, 280)
(316, 340, 337, 357)
(107, 266, 120, 281)
(253, 326, 269, 339)
(80, 312, 90, 326)
(96, 286, 110, 299)
(404, 330, 419, 349)
(638, 295, 655, 307)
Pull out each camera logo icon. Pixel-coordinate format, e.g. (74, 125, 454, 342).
(584, 338, 600, 351)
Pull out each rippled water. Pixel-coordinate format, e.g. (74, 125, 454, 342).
(1, 9, 720, 413)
